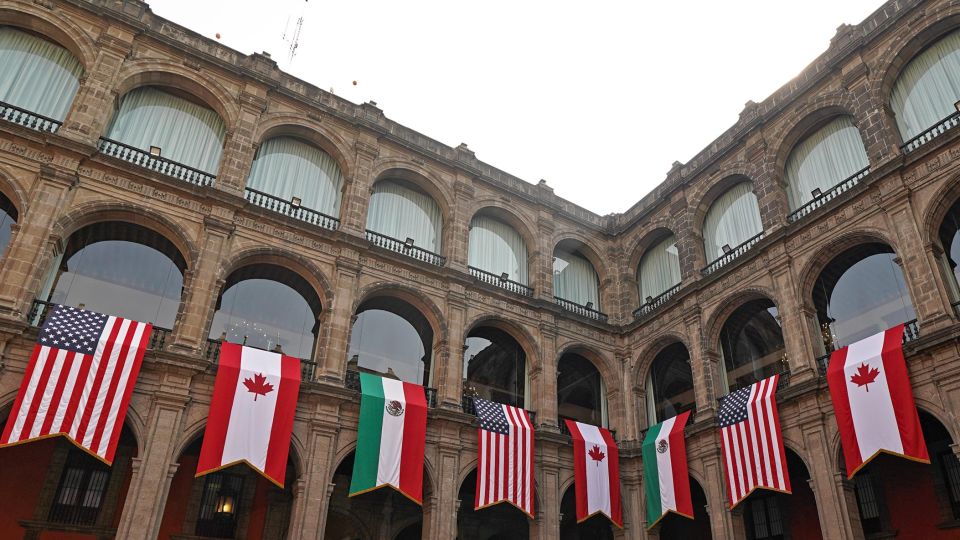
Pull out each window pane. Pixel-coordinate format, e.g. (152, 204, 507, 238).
(558, 354, 604, 426)
(784, 117, 869, 210)
(468, 215, 528, 284)
(463, 327, 526, 408)
(553, 249, 599, 307)
(247, 137, 343, 217)
(639, 235, 680, 301)
(702, 182, 763, 262)
(348, 298, 432, 385)
(891, 29, 960, 141)
(367, 180, 442, 252)
(0, 26, 82, 120)
(721, 299, 785, 392)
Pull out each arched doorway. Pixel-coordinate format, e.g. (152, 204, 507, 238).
(740, 449, 821, 540)
(657, 476, 712, 539)
(559, 484, 613, 539)
(456, 469, 529, 539)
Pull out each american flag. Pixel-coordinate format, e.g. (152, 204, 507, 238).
(473, 397, 534, 517)
(1, 304, 152, 463)
(718, 375, 791, 508)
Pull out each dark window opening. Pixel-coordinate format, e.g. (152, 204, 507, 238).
(557, 353, 604, 427)
(0, 192, 16, 257)
(348, 296, 433, 385)
(647, 342, 695, 424)
(745, 495, 784, 540)
(457, 470, 529, 539)
(49, 448, 111, 526)
(938, 199, 960, 299)
(559, 486, 613, 540)
(195, 472, 244, 538)
(720, 299, 786, 393)
(463, 326, 526, 408)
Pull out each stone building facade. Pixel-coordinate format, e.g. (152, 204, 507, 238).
(0, 0, 959, 539)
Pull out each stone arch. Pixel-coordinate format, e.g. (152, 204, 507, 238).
(795, 228, 902, 310)
(51, 200, 199, 268)
(703, 286, 782, 353)
(552, 233, 609, 285)
(632, 331, 692, 390)
(0, 4, 97, 70)
(690, 173, 760, 264)
(627, 226, 678, 278)
(370, 160, 454, 221)
(217, 245, 335, 312)
(466, 202, 540, 282)
(556, 342, 623, 430)
(253, 113, 354, 181)
(353, 282, 448, 340)
(463, 314, 541, 374)
(0, 165, 30, 220)
(113, 60, 240, 132)
(769, 99, 867, 176)
(920, 171, 960, 247)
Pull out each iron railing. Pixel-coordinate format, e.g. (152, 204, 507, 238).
(554, 296, 608, 322)
(28, 299, 170, 350)
(786, 167, 870, 223)
(633, 284, 681, 320)
(365, 230, 446, 266)
(461, 394, 536, 426)
(701, 231, 764, 276)
(468, 266, 533, 297)
(205, 338, 317, 380)
(816, 319, 920, 375)
(345, 369, 437, 407)
(901, 112, 960, 153)
(245, 188, 340, 231)
(97, 137, 216, 187)
(558, 417, 616, 441)
(0, 100, 61, 133)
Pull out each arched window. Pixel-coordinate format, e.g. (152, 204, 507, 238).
(557, 353, 606, 427)
(366, 179, 442, 253)
(463, 327, 527, 409)
(247, 137, 344, 218)
(638, 234, 681, 302)
(813, 243, 915, 350)
(208, 264, 321, 360)
(105, 87, 226, 173)
(938, 198, 960, 300)
(719, 299, 786, 393)
(784, 117, 869, 210)
(702, 182, 763, 263)
(0, 26, 82, 121)
(457, 470, 529, 538)
(348, 296, 433, 385)
(468, 214, 528, 284)
(891, 29, 960, 143)
(46, 222, 185, 329)
(0, 193, 17, 258)
(553, 245, 600, 309)
(645, 343, 695, 425)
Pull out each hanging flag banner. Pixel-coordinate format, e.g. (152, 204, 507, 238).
(718, 375, 790, 508)
(473, 397, 535, 517)
(0, 304, 152, 464)
(642, 410, 693, 528)
(197, 342, 301, 487)
(827, 324, 928, 478)
(350, 372, 428, 504)
(565, 419, 623, 527)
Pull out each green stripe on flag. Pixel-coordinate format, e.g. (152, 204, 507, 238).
(351, 372, 385, 495)
(642, 421, 664, 526)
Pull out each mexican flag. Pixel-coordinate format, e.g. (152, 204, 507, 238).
(350, 372, 427, 504)
(642, 410, 693, 528)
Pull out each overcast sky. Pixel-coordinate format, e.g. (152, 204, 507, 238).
(148, 0, 883, 215)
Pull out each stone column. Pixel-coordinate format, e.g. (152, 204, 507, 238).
(702, 445, 734, 538)
(537, 212, 555, 302)
(168, 215, 234, 354)
(439, 289, 467, 410)
(536, 319, 558, 430)
(0, 164, 78, 319)
(214, 86, 268, 196)
(802, 424, 851, 539)
(115, 377, 191, 540)
(684, 305, 717, 418)
(432, 438, 461, 539)
(535, 462, 562, 540)
(449, 179, 474, 274)
(319, 254, 360, 382)
(769, 257, 815, 382)
(620, 457, 646, 540)
(292, 420, 339, 539)
(835, 472, 866, 540)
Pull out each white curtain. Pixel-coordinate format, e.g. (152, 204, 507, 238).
(785, 117, 869, 210)
(639, 235, 681, 301)
(247, 137, 343, 217)
(553, 249, 600, 307)
(106, 87, 226, 174)
(468, 215, 528, 284)
(702, 182, 763, 262)
(0, 27, 82, 120)
(891, 29, 960, 142)
(366, 180, 442, 252)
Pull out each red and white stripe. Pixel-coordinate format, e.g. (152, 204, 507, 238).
(1, 316, 151, 463)
(476, 403, 534, 517)
(720, 375, 790, 508)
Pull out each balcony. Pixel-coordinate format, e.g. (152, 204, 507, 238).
(205, 338, 318, 380)
(345, 369, 437, 407)
(28, 299, 170, 351)
(787, 167, 870, 223)
(633, 284, 681, 320)
(98, 138, 215, 187)
(554, 296, 608, 322)
(701, 231, 764, 276)
(0, 101, 61, 133)
(901, 112, 960, 154)
(365, 230, 445, 266)
(245, 188, 340, 231)
(468, 266, 533, 297)
(815, 319, 920, 375)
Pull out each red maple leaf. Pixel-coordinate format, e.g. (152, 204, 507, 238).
(243, 373, 274, 401)
(850, 363, 880, 392)
(588, 444, 605, 466)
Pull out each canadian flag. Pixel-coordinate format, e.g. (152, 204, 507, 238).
(566, 419, 622, 527)
(197, 343, 301, 486)
(827, 324, 928, 478)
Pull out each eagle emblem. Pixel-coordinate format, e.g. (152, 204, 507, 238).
(657, 439, 669, 454)
(385, 400, 404, 417)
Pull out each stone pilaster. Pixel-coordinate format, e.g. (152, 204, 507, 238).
(448, 178, 474, 274)
(292, 419, 339, 539)
(536, 318, 558, 430)
(214, 85, 268, 195)
(439, 289, 467, 410)
(319, 253, 360, 382)
(338, 135, 380, 237)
